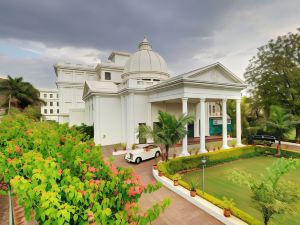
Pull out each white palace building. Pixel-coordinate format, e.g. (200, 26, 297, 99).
(54, 38, 246, 154)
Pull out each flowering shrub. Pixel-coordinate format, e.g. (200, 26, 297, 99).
(0, 111, 170, 224)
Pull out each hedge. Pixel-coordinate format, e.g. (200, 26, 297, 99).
(157, 146, 300, 225)
(159, 146, 300, 175)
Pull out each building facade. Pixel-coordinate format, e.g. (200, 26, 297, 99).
(39, 88, 59, 122)
(54, 38, 246, 154)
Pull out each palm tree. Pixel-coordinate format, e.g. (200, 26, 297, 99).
(0, 76, 44, 113)
(138, 111, 194, 161)
(264, 105, 296, 155)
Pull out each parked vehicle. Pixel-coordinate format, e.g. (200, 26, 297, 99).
(125, 144, 161, 164)
(248, 135, 276, 146)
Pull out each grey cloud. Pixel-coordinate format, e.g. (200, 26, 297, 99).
(0, 0, 299, 87)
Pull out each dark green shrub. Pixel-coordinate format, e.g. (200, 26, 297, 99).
(73, 123, 94, 140)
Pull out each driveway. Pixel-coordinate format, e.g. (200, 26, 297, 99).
(103, 147, 223, 225)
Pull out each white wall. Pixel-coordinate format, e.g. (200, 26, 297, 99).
(69, 109, 85, 126)
(93, 95, 122, 145)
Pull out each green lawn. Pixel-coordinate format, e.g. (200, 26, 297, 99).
(181, 156, 300, 225)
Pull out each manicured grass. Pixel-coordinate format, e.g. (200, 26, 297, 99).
(181, 156, 300, 225)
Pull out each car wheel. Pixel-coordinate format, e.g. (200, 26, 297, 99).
(155, 151, 160, 158)
(135, 157, 142, 164)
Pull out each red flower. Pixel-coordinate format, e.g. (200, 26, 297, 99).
(85, 149, 90, 153)
(57, 169, 63, 175)
(88, 167, 97, 173)
(109, 164, 118, 175)
(77, 190, 87, 195)
(89, 179, 101, 186)
(90, 142, 95, 147)
(15, 145, 21, 153)
(7, 158, 16, 164)
(26, 130, 32, 135)
(125, 179, 131, 184)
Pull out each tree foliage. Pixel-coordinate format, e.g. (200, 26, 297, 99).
(227, 97, 263, 138)
(264, 106, 296, 152)
(245, 28, 300, 141)
(229, 158, 300, 225)
(138, 111, 194, 160)
(0, 76, 44, 109)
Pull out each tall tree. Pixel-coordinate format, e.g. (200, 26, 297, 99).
(229, 158, 300, 225)
(245, 28, 300, 142)
(0, 76, 43, 112)
(138, 111, 194, 160)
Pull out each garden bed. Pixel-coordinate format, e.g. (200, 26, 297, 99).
(157, 146, 300, 225)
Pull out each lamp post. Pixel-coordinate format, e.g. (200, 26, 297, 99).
(201, 156, 207, 194)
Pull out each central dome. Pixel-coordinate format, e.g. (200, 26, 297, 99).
(122, 38, 169, 81)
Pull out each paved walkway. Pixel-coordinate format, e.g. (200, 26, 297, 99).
(102, 146, 223, 225)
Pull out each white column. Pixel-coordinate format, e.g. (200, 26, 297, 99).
(147, 102, 153, 143)
(194, 103, 200, 137)
(180, 97, 189, 156)
(222, 98, 229, 149)
(205, 102, 210, 136)
(121, 95, 126, 142)
(126, 93, 135, 149)
(147, 102, 152, 127)
(200, 98, 207, 153)
(236, 99, 243, 147)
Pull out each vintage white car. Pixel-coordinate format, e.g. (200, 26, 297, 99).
(125, 144, 161, 164)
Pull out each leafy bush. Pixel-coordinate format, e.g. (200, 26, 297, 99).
(0, 112, 170, 224)
(73, 123, 94, 140)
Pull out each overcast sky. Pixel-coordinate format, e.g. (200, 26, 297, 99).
(0, 0, 299, 88)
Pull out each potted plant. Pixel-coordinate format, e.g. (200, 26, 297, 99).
(189, 180, 197, 197)
(121, 143, 127, 150)
(158, 169, 164, 177)
(222, 197, 235, 217)
(172, 173, 181, 186)
(132, 144, 137, 150)
(113, 143, 120, 152)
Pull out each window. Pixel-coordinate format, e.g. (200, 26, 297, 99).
(57, 102, 59, 106)
(50, 94, 53, 98)
(57, 94, 59, 98)
(44, 93, 47, 98)
(50, 102, 53, 106)
(104, 72, 111, 80)
(209, 105, 211, 114)
(44, 109, 47, 114)
(212, 105, 216, 114)
(50, 109, 53, 114)
(57, 109, 59, 114)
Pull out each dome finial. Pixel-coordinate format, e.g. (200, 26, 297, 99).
(139, 37, 152, 50)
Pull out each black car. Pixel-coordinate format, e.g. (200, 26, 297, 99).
(247, 135, 276, 146)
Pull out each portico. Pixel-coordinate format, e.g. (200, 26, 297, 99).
(147, 63, 246, 155)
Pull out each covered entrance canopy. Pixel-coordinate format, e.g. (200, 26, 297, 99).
(146, 62, 246, 155)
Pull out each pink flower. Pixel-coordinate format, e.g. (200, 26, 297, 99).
(110, 164, 118, 175)
(125, 179, 131, 184)
(88, 167, 97, 173)
(57, 169, 63, 175)
(89, 179, 101, 186)
(15, 145, 21, 153)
